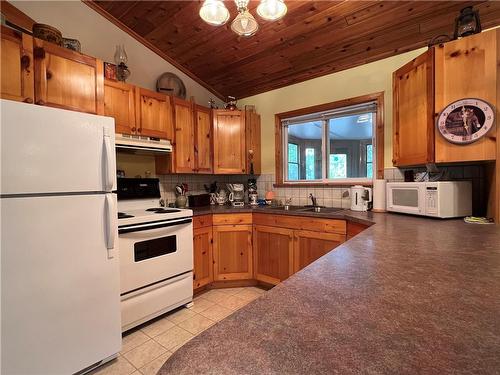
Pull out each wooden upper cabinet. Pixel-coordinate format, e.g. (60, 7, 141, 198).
(193, 226, 213, 289)
(393, 49, 434, 167)
(213, 110, 246, 174)
(245, 106, 261, 174)
(104, 79, 136, 135)
(293, 230, 344, 273)
(194, 105, 213, 173)
(32, 38, 103, 115)
(434, 29, 498, 163)
(253, 225, 294, 285)
(1, 26, 34, 103)
(173, 98, 195, 173)
(136, 88, 174, 140)
(213, 224, 253, 281)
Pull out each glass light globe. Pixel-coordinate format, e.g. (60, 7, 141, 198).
(199, 0, 230, 26)
(257, 0, 287, 21)
(231, 10, 259, 37)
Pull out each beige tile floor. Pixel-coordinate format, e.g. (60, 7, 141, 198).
(90, 286, 266, 375)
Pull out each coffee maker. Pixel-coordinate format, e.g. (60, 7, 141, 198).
(226, 183, 245, 207)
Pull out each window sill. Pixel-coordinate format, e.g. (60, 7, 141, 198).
(274, 181, 373, 188)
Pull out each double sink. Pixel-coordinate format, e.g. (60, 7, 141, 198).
(268, 205, 345, 214)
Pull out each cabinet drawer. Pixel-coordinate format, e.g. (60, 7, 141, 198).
(253, 213, 346, 235)
(193, 214, 213, 229)
(212, 213, 252, 225)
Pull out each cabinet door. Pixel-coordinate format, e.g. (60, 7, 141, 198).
(173, 98, 195, 173)
(213, 225, 253, 281)
(213, 110, 246, 174)
(434, 29, 497, 162)
(245, 107, 261, 174)
(1, 26, 34, 103)
(193, 226, 213, 289)
(293, 230, 345, 272)
(104, 80, 136, 135)
(393, 49, 434, 166)
(33, 38, 103, 114)
(194, 105, 213, 173)
(253, 225, 294, 285)
(136, 88, 174, 140)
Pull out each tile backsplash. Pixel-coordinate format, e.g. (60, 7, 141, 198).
(158, 163, 486, 215)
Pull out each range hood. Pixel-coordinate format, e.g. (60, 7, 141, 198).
(115, 133, 172, 154)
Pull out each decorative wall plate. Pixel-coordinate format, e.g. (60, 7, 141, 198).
(436, 98, 495, 144)
(156, 72, 186, 99)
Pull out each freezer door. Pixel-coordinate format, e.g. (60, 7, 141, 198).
(1, 194, 121, 375)
(0, 99, 116, 194)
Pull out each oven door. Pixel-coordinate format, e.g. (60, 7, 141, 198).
(118, 218, 193, 295)
(386, 183, 425, 215)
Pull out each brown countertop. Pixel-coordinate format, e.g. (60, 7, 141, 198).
(160, 210, 500, 374)
(190, 204, 373, 226)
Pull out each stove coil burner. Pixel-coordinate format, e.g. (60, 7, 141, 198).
(118, 212, 134, 219)
(146, 208, 182, 214)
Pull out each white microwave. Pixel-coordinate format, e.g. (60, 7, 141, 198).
(386, 181, 472, 218)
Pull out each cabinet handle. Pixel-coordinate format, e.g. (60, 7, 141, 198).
(23, 98, 33, 104)
(20, 55, 30, 70)
(46, 70, 53, 80)
(131, 127, 136, 132)
(137, 128, 142, 133)
(36, 100, 45, 105)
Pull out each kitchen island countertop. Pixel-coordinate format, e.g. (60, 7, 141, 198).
(160, 209, 500, 374)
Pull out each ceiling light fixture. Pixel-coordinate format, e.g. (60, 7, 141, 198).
(199, 0, 287, 37)
(257, 0, 287, 21)
(199, 0, 230, 26)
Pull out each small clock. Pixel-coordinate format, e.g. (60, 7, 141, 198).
(436, 98, 495, 144)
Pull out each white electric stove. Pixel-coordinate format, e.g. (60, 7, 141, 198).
(117, 178, 193, 332)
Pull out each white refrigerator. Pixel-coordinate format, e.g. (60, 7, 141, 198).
(0, 99, 122, 374)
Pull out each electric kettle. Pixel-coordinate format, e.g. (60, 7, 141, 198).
(350, 185, 373, 212)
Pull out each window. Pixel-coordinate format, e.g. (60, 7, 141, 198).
(287, 143, 299, 180)
(278, 94, 382, 185)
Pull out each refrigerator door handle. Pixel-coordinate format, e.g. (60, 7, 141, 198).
(105, 193, 117, 255)
(103, 127, 114, 192)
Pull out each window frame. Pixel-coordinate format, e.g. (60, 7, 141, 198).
(275, 92, 384, 187)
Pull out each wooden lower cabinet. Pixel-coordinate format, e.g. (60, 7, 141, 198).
(253, 225, 294, 285)
(193, 226, 213, 289)
(293, 230, 345, 272)
(213, 224, 253, 281)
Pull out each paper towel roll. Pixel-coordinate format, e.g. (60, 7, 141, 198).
(372, 179, 387, 212)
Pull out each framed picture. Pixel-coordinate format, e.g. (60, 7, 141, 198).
(104, 62, 117, 81)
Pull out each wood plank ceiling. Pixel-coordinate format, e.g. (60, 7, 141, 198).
(86, 1, 500, 100)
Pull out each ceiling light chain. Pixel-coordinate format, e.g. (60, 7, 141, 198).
(199, 0, 287, 37)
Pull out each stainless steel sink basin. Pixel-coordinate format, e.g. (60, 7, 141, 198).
(268, 205, 305, 211)
(299, 207, 345, 213)
(268, 205, 344, 213)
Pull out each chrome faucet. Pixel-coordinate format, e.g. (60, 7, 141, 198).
(309, 193, 317, 207)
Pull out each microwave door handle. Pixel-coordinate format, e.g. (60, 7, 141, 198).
(103, 126, 114, 192)
(105, 193, 117, 255)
